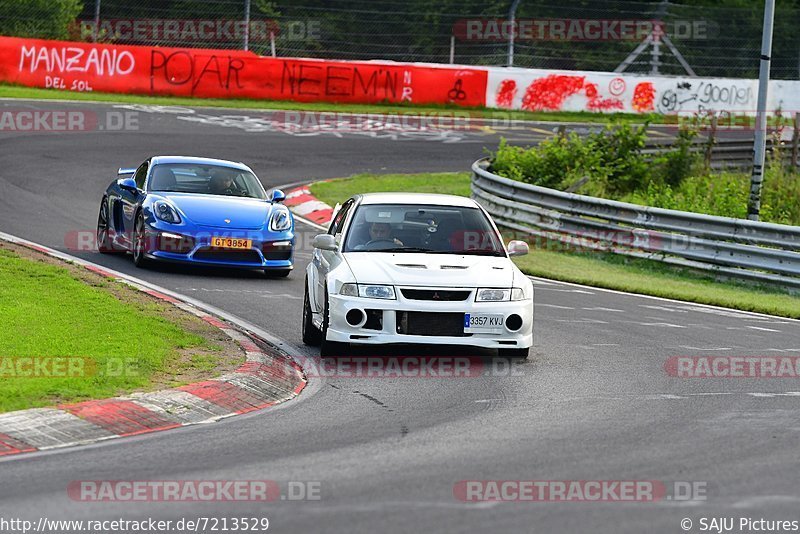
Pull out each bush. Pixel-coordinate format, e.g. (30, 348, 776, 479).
(627, 168, 800, 225)
(0, 0, 83, 41)
(489, 121, 649, 195)
(582, 122, 649, 197)
(489, 125, 800, 226)
(654, 127, 701, 188)
(489, 136, 595, 190)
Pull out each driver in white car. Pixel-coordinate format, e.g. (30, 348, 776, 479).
(368, 222, 403, 246)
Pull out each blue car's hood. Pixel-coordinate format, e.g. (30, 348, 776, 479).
(158, 193, 272, 229)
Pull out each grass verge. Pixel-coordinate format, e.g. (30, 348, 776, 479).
(0, 242, 245, 412)
(0, 83, 663, 124)
(309, 173, 800, 319)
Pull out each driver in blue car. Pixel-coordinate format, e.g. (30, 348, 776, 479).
(209, 170, 239, 195)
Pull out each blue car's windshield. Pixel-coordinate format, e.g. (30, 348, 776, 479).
(148, 163, 267, 200)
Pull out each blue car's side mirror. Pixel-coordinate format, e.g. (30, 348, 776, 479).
(270, 189, 286, 203)
(118, 177, 138, 193)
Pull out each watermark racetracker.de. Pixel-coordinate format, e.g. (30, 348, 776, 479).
(454, 480, 707, 502)
(68, 479, 321, 502)
(453, 18, 714, 42)
(78, 18, 321, 43)
(666, 356, 800, 378)
(0, 110, 138, 132)
(0, 356, 139, 378)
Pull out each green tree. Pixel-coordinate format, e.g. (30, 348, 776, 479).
(0, 0, 83, 40)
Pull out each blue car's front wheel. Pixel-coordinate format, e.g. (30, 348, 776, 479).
(96, 197, 121, 254)
(132, 213, 151, 268)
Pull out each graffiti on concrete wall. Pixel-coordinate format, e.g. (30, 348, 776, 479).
(655, 80, 754, 113)
(485, 68, 800, 115)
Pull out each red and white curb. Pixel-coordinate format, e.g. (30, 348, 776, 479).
(285, 186, 334, 227)
(0, 232, 307, 458)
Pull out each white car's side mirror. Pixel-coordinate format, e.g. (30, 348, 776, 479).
(312, 234, 338, 251)
(507, 240, 529, 257)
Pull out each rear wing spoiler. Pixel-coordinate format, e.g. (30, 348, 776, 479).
(117, 167, 136, 176)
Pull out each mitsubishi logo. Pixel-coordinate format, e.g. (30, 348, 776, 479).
(432, 292, 441, 300)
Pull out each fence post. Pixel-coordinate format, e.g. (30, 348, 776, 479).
(243, 0, 251, 51)
(747, 0, 776, 221)
(704, 115, 717, 171)
(270, 31, 276, 57)
(92, 0, 101, 42)
(507, 0, 522, 66)
(792, 112, 800, 169)
(449, 35, 455, 64)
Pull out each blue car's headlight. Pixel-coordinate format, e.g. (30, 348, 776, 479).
(154, 201, 181, 224)
(269, 208, 292, 232)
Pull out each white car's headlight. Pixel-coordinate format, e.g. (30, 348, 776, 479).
(476, 288, 526, 302)
(153, 201, 181, 224)
(269, 209, 292, 232)
(340, 283, 396, 299)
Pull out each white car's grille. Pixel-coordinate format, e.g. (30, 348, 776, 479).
(399, 289, 471, 301)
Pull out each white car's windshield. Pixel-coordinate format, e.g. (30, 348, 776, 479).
(343, 203, 505, 256)
(148, 163, 267, 199)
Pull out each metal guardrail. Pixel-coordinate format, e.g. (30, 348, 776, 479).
(551, 119, 800, 170)
(471, 158, 800, 289)
(641, 137, 799, 171)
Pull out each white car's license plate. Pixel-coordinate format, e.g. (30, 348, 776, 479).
(464, 313, 504, 333)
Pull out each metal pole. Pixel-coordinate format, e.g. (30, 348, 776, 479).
(450, 35, 455, 64)
(650, 27, 661, 74)
(507, 0, 522, 67)
(93, 0, 101, 42)
(243, 0, 251, 51)
(270, 31, 276, 57)
(793, 112, 800, 168)
(747, 0, 775, 221)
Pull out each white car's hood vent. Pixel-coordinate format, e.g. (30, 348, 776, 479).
(344, 252, 515, 287)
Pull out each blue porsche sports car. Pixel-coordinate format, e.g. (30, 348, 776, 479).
(96, 156, 294, 277)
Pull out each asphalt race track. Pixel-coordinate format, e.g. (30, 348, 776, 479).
(1, 99, 799, 533)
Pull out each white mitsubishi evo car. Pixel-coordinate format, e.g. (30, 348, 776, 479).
(302, 193, 534, 358)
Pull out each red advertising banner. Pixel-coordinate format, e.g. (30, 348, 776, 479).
(0, 36, 487, 107)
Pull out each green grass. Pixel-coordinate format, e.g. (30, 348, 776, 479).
(310, 172, 471, 206)
(0, 247, 213, 412)
(309, 172, 800, 319)
(513, 248, 800, 318)
(0, 83, 663, 124)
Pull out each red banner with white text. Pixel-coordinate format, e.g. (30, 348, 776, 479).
(0, 36, 487, 107)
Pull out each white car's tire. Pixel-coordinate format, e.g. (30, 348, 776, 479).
(320, 287, 348, 357)
(302, 279, 323, 346)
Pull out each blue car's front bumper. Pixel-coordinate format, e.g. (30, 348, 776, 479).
(142, 222, 294, 270)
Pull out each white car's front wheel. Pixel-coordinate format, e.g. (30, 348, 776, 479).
(302, 279, 322, 346)
(320, 287, 348, 358)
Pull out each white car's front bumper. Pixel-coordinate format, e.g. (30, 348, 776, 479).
(325, 288, 533, 349)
